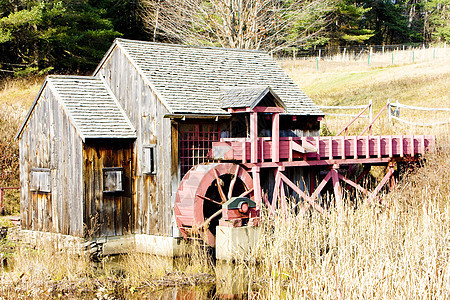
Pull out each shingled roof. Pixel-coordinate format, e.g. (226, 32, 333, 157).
(96, 38, 323, 116)
(17, 76, 136, 141)
(220, 86, 286, 110)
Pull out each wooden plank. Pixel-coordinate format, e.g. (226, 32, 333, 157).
(272, 113, 280, 162)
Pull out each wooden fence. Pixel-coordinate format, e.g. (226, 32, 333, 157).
(387, 100, 450, 127)
(320, 99, 450, 131)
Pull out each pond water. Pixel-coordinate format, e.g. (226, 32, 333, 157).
(98, 256, 254, 299)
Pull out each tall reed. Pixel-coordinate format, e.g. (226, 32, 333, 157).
(242, 144, 449, 299)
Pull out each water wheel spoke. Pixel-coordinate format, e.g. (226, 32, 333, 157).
(196, 194, 222, 206)
(213, 169, 227, 203)
(227, 166, 240, 200)
(200, 208, 223, 228)
(239, 188, 254, 198)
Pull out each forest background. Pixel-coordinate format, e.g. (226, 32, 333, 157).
(0, 0, 449, 77)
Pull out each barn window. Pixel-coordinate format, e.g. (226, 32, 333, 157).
(30, 169, 51, 193)
(103, 168, 124, 193)
(143, 145, 156, 174)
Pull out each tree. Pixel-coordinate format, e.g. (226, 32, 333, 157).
(327, 0, 374, 47)
(357, 0, 422, 44)
(139, 0, 337, 52)
(0, 0, 121, 76)
(424, 0, 450, 42)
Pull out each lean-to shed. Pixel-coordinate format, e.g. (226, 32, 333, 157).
(16, 76, 136, 237)
(18, 39, 323, 250)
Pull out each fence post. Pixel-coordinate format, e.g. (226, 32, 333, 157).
(369, 100, 373, 123)
(396, 100, 400, 118)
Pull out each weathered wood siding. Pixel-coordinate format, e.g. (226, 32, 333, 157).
(83, 140, 133, 237)
(19, 85, 84, 236)
(96, 46, 175, 236)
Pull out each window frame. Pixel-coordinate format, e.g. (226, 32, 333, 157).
(102, 167, 124, 193)
(30, 168, 51, 193)
(143, 144, 157, 175)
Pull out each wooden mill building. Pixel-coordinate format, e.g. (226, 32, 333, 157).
(16, 39, 323, 252)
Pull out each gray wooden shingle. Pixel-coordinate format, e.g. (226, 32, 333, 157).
(220, 86, 285, 110)
(46, 76, 136, 140)
(111, 39, 322, 116)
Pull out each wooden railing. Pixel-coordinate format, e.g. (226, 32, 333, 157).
(387, 100, 450, 127)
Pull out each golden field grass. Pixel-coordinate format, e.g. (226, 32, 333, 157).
(0, 57, 449, 298)
(243, 143, 450, 299)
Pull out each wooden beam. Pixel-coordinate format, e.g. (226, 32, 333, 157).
(331, 167, 344, 214)
(338, 174, 370, 195)
(278, 171, 327, 215)
(250, 112, 258, 163)
(272, 168, 281, 214)
(272, 113, 280, 162)
(243, 157, 391, 169)
(252, 107, 285, 113)
(368, 164, 395, 203)
(251, 167, 262, 209)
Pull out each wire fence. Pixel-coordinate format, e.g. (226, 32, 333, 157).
(273, 43, 448, 68)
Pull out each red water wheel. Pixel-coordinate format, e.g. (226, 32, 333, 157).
(174, 163, 254, 247)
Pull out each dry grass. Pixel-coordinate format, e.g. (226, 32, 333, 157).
(0, 238, 215, 298)
(285, 55, 449, 109)
(283, 56, 450, 138)
(240, 143, 450, 299)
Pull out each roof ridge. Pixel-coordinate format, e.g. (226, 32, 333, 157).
(47, 75, 99, 80)
(220, 85, 270, 90)
(115, 38, 267, 54)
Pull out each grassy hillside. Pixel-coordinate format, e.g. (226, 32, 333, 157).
(285, 58, 450, 137)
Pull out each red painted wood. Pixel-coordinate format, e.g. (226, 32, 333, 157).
(215, 135, 434, 165)
(250, 112, 258, 163)
(272, 113, 280, 162)
(174, 163, 254, 247)
(252, 106, 285, 113)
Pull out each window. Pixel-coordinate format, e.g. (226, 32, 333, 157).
(143, 145, 156, 174)
(30, 169, 51, 193)
(179, 123, 220, 177)
(103, 168, 123, 193)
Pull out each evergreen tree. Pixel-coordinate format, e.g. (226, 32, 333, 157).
(360, 0, 422, 44)
(0, 0, 121, 76)
(424, 0, 450, 42)
(327, 0, 374, 47)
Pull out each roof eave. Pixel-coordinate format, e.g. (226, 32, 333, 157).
(15, 78, 49, 140)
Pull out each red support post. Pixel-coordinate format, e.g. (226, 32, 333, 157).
(272, 168, 281, 214)
(331, 167, 344, 214)
(252, 167, 262, 210)
(280, 181, 287, 218)
(368, 162, 395, 203)
(250, 112, 258, 163)
(272, 113, 280, 162)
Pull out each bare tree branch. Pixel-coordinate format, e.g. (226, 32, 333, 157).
(139, 0, 337, 51)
